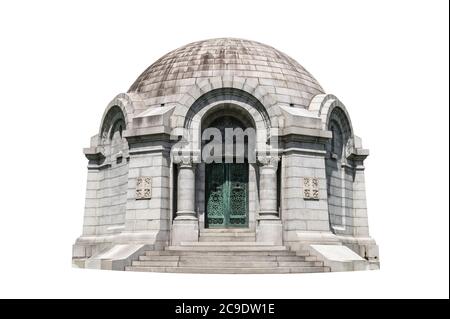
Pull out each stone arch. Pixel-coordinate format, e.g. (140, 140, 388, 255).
(181, 97, 267, 232)
(98, 93, 138, 145)
(321, 97, 356, 235)
(328, 107, 353, 160)
(172, 78, 282, 129)
(308, 93, 354, 134)
(184, 88, 272, 131)
(184, 100, 271, 156)
(100, 105, 126, 144)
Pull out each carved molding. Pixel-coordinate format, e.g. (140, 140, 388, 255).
(136, 176, 152, 200)
(257, 154, 280, 168)
(303, 177, 319, 200)
(173, 155, 195, 168)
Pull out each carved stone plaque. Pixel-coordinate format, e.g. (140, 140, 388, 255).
(136, 177, 152, 200)
(303, 177, 319, 200)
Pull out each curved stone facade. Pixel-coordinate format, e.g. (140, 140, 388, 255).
(73, 38, 379, 273)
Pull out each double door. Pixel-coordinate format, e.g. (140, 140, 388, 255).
(205, 163, 248, 228)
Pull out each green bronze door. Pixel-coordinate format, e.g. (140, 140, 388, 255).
(205, 163, 248, 228)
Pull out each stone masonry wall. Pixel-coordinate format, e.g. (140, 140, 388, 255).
(282, 147, 330, 245)
(124, 146, 171, 245)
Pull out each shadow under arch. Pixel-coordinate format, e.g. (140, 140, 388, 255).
(100, 105, 127, 143)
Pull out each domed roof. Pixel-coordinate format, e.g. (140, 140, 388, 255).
(128, 38, 324, 108)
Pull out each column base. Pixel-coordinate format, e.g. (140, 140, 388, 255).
(174, 210, 197, 220)
(256, 217, 283, 245)
(171, 218, 199, 245)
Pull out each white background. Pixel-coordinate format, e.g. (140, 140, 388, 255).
(0, 0, 448, 299)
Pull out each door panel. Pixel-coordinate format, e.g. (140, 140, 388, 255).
(205, 163, 226, 227)
(228, 163, 248, 227)
(205, 163, 248, 228)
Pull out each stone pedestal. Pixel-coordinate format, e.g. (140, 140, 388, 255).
(171, 156, 199, 244)
(256, 155, 282, 244)
(172, 219, 199, 245)
(256, 218, 283, 245)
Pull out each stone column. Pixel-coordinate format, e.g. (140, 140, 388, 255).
(347, 152, 370, 238)
(256, 155, 282, 245)
(171, 156, 199, 245)
(348, 151, 379, 262)
(258, 155, 279, 218)
(175, 159, 196, 219)
(352, 159, 370, 237)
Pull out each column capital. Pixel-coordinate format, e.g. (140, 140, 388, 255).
(257, 154, 280, 168)
(173, 155, 195, 168)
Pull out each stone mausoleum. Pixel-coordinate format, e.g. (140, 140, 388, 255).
(72, 38, 379, 273)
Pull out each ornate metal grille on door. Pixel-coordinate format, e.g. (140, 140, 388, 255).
(205, 163, 248, 228)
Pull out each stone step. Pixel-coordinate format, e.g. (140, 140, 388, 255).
(179, 260, 322, 268)
(179, 261, 279, 267)
(133, 259, 323, 268)
(139, 255, 180, 261)
(133, 260, 277, 268)
(304, 256, 319, 261)
(133, 260, 179, 267)
(199, 232, 255, 237)
(199, 236, 255, 242)
(125, 266, 330, 274)
(277, 256, 314, 262)
(166, 245, 288, 252)
(145, 255, 309, 262)
(146, 250, 309, 256)
(277, 261, 323, 267)
(179, 241, 274, 246)
(200, 229, 254, 233)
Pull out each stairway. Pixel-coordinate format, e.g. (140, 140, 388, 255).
(126, 233, 330, 273)
(199, 228, 256, 242)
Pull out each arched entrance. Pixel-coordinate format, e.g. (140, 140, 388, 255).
(176, 95, 273, 234)
(205, 162, 248, 228)
(202, 110, 254, 229)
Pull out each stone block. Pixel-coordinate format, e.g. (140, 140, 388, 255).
(129, 200, 149, 210)
(306, 220, 330, 231)
(354, 208, 368, 218)
(82, 226, 96, 236)
(353, 217, 368, 227)
(129, 156, 152, 169)
(284, 198, 306, 209)
(354, 226, 369, 237)
(353, 199, 367, 209)
(353, 190, 366, 200)
(283, 220, 307, 231)
(284, 210, 329, 221)
(171, 219, 199, 245)
(83, 216, 97, 226)
(139, 166, 162, 177)
(305, 200, 328, 210)
(285, 166, 315, 177)
(284, 177, 302, 188)
(83, 208, 96, 217)
(128, 168, 140, 178)
(300, 157, 326, 169)
(309, 244, 370, 272)
(85, 190, 97, 199)
(256, 219, 283, 245)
